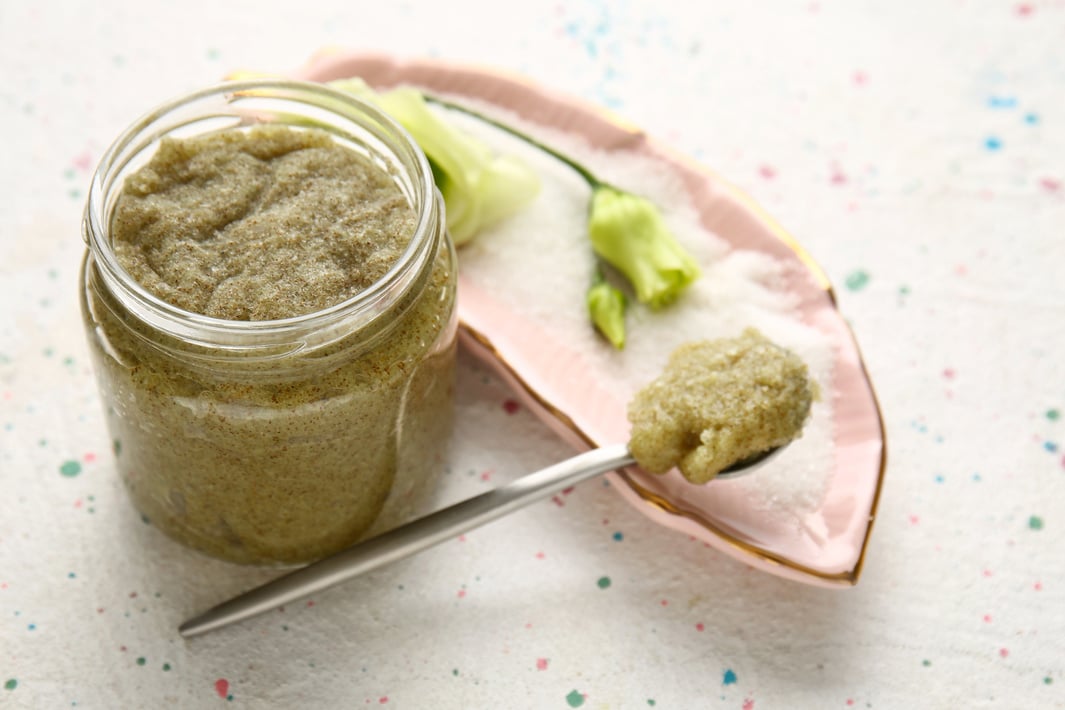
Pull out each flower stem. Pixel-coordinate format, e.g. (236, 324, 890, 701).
(425, 94, 602, 189)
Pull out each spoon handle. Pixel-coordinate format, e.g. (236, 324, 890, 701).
(179, 443, 635, 637)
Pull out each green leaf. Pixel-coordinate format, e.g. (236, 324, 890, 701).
(329, 79, 540, 245)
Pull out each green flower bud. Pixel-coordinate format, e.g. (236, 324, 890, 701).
(586, 275, 627, 349)
(587, 185, 700, 309)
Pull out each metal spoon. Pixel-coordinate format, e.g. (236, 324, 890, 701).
(178, 443, 782, 637)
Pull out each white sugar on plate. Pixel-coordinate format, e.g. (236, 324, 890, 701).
(438, 97, 836, 527)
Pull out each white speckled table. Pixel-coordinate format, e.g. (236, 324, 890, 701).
(2, 1, 1063, 708)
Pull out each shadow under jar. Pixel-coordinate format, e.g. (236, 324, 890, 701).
(80, 81, 458, 565)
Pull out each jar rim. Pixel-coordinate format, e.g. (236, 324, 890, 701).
(83, 79, 441, 348)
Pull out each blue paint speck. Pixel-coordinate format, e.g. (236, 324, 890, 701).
(1024, 113, 1039, 125)
(987, 96, 1018, 109)
(723, 669, 737, 685)
(985, 136, 1003, 151)
(613, 532, 624, 541)
(934, 474, 945, 484)
(1045, 441, 1059, 453)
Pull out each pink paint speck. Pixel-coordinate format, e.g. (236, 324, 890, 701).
(830, 169, 847, 185)
(536, 658, 549, 671)
(83, 452, 97, 463)
(758, 164, 777, 179)
(480, 470, 493, 482)
(379, 698, 389, 705)
(457, 589, 466, 598)
(908, 515, 920, 525)
(1016, 3, 1034, 15)
(214, 679, 229, 699)
(853, 71, 868, 86)
(983, 569, 994, 578)
(74, 499, 83, 509)
(983, 614, 992, 623)
(306, 600, 315, 607)
(502, 399, 520, 414)
(73, 151, 93, 172)
(535, 551, 545, 560)
(660, 599, 669, 607)
(695, 622, 705, 632)
(1034, 581, 1043, 591)
(1041, 177, 1061, 192)
(999, 647, 1010, 658)
(742, 699, 755, 710)
(943, 368, 956, 379)
(847, 701, 855, 707)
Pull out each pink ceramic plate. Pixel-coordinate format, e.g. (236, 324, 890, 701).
(292, 50, 886, 588)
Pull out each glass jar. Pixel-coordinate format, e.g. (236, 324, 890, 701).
(80, 80, 457, 565)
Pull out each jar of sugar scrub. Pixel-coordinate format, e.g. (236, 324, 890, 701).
(80, 81, 457, 565)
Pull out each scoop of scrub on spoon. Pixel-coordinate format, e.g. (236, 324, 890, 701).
(627, 328, 817, 484)
(179, 329, 815, 638)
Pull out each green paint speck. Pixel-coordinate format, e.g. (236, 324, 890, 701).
(597, 576, 612, 589)
(162, 663, 171, 672)
(922, 659, 932, 667)
(1045, 676, 1053, 685)
(452, 669, 459, 676)
(136, 657, 146, 666)
(207, 48, 221, 61)
(1029, 516, 1044, 530)
(565, 690, 585, 707)
(845, 270, 870, 292)
(1047, 409, 1060, 421)
(59, 460, 82, 477)
(4, 679, 16, 691)
(647, 701, 656, 707)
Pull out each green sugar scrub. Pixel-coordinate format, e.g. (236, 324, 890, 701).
(81, 83, 457, 565)
(628, 329, 816, 484)
(112, 125, 415, 320)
